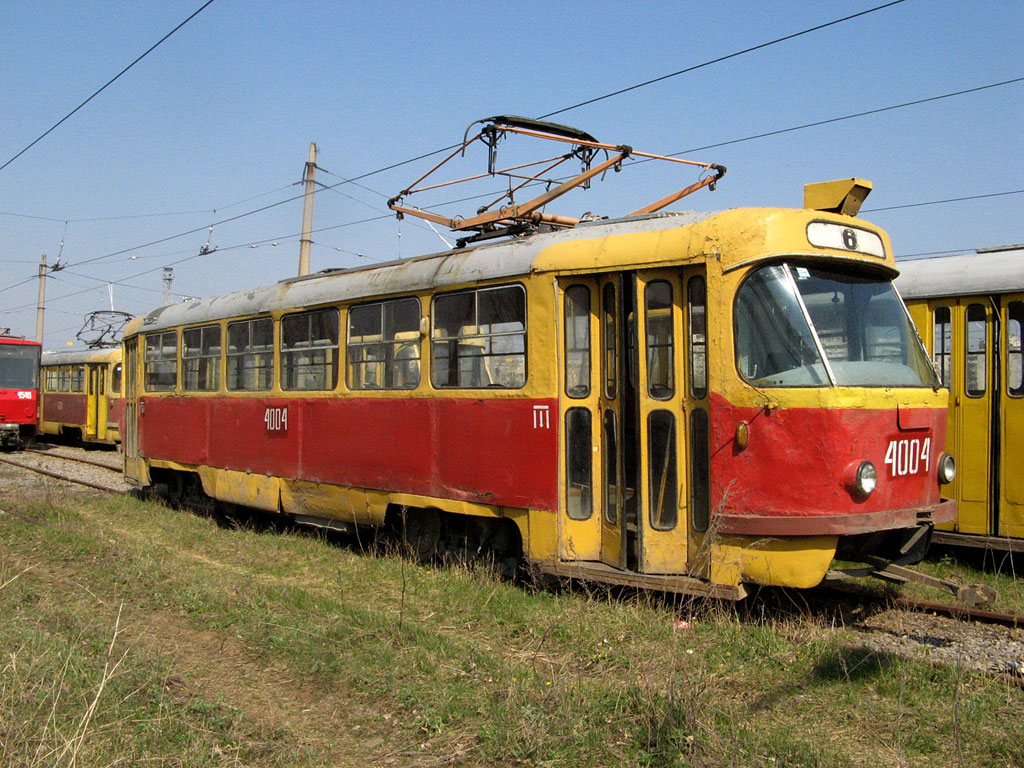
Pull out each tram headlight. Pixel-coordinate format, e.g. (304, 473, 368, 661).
(853, 461, 877, 497)
(938, 453, 956, 485)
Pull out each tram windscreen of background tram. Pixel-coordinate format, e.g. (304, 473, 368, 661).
(0, 345, 39, 388)
(735, 263, 937, 387)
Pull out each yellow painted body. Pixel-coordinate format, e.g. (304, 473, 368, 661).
(123, 205, 937, 595)
(38, 348, 123, 444)
(906, 293, 1024, 540)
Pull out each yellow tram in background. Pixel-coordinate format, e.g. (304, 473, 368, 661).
(897, 245, 1024, 551)
(39, 347, 124, 445)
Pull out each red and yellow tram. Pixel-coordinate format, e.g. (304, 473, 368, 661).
(121, 178, 954, 598)
(38, 347, 124, 445)
(0, 334, 41, 450)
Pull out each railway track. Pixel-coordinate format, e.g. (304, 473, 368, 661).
(775, 586, 1024, 687)
(3, 447, 1023, 684)
(0, 444, 126, 494)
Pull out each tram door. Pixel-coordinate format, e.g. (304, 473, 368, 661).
(123, 339, 139, 460)
(558, 269, 697, 573)
(86, 364, 103, 440)
(930, 299, 992, 534)
(1000, 296, 1024, 537)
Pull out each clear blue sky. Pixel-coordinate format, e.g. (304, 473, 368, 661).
(1, 0, 1021, 348)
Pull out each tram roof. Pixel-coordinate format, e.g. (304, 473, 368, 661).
(894, 246, 1024, 300)
(41, 347, 121, 366)
(125, 207, 891, 335)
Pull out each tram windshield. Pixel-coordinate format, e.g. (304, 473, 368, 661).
(0, 344, 40, 389)
(735, 263, 938, 388)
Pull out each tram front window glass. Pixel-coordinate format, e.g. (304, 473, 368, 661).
(735, 263, 935, 387)
(564, 285, 590, 398)
(227, 317, 273, 391)
(0, 344, 39, 389)
(183, 324, 222, 392)
(1009, 301, 1024, 397)
(111, 363, 122, 394)
(144, 332, 177, 392)
(282, 308, 339, 391)
(965, 303, 987, 397)
(432, 285, 526, 389)
(932, 306, 952, 387)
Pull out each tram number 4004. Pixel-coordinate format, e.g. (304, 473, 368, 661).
(264, 407, 288, 432)
(884, 437, 930, 477)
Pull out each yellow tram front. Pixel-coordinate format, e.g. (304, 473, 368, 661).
(543, 195, 954, 595)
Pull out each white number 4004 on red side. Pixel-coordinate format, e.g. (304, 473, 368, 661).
(884, 438, 930, 477)
(264, 407, 288, 432)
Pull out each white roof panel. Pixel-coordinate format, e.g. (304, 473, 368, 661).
(894, 248, 1024, 299)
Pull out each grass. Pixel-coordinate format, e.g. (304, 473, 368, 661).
(0, 489, 1022, 767)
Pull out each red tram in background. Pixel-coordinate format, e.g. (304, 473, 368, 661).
(0, 334, 41, 450)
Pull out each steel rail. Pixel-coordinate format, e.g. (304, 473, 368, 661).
(893, 597, 1024, 629)
(28, 448, 120, 473)
(27, 446, 121, 472)
(0, 454, 122, 493)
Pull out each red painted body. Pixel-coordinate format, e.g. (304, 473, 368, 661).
(0, 337, 40, 431)
(0, 388, 38, 427)
(138, 396, 559, 511)
(42, 393, 88, 425)
(709, 393, 951, 534)
(108, 397, 124, 430)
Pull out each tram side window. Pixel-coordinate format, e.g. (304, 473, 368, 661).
(932, 306, 952, 387)
(58, 366, 71, 392)
(965, 303, 987, 397)
(348, 298, 421, 390)
(688, 276, 708, 399)
(71, 365, 85, 393)
(648, 410, 678, 530)
(183, 324, 222, 392)
(602, 283, 617, 400)
(1008, 301, 1024, 397)
(283, 308, 339, 391)
(111, 363, 123, 395)
(227, 318, 273, 391)
(564, 285, 591, 398)
(45, 368, 59, 392)
(144, 332, 178, 392)
(432, 285, 526, 389)
(565, 407, 593, 520)
(645, 280, 674, 400)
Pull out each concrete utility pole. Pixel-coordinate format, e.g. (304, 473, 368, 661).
(162, 267, 174, 306)
(35, 254, 47, 343)
(298, 142, 318, 276)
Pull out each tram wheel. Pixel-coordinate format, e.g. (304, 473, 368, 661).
(402, 507, 441, 563)
(164, 471, 186, 508)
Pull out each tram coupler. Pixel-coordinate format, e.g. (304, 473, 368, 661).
(869, 563, 997, 608)
(826, 562, 998, 608)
